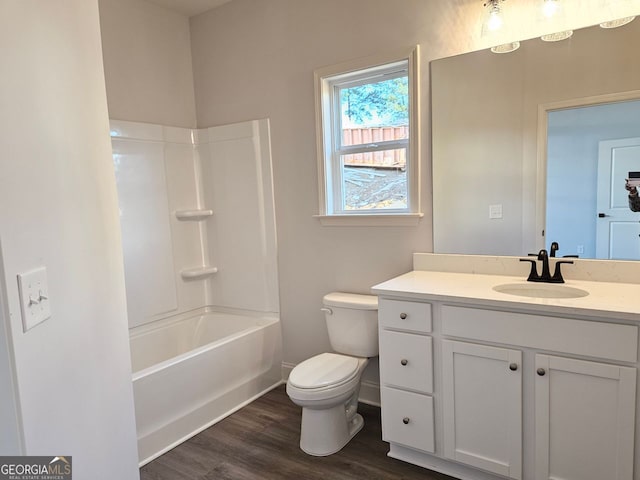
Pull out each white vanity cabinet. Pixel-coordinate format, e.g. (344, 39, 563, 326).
(375, 294, 639, 480)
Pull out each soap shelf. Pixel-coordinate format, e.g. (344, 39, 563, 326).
(175, 209, 214, 221)
(181, 266, 218, 280)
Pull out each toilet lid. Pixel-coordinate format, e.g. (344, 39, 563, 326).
(289, 353, 359, 389)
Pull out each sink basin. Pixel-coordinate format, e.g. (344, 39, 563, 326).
(492, 283, 589, 299)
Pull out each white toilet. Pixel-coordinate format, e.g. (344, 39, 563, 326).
(286, 291, 378, 456)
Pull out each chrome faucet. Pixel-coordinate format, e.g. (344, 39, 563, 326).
(520, 249, 573, 283)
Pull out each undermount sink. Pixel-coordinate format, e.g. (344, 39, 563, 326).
(492, 282, 589, 299)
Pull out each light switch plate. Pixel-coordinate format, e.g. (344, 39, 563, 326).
(17, 267, 51, 332)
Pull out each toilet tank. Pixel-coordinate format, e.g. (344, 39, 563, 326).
(323, 292, 378, 358)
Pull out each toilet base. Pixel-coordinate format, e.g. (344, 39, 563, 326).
(300, 404, 364, 456)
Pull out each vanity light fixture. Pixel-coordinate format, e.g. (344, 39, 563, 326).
(491, 41, 521, 53)
(600, 16, 636, 28)
(541, 30, 574, 41)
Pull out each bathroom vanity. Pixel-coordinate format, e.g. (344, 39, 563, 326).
(372, 254, 640, 480)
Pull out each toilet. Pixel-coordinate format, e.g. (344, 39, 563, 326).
(286, 292, 378, 456)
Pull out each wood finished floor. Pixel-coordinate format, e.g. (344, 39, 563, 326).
(140, 384, 455, 480)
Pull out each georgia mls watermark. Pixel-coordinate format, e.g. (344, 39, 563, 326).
(0, 457, 71, 480)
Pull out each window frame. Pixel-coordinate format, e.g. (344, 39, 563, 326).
(314, 46, 421, 225)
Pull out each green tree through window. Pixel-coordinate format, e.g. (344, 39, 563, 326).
(341, 77, 408, 126)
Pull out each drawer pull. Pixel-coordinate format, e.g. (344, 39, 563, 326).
(509, 363, 518, 371)
(400, 359, 408, 366)
(400, 312, 408, 319)
(537, 368, 546, 376)
(402, 417, 410, 425)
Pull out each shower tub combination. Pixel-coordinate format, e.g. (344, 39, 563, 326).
(130, 310, 282, 465)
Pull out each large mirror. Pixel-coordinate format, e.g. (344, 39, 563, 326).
(431, 19, 640, 259)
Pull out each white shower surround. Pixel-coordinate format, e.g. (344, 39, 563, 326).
(110, 118, 282, 464)
(110, 118, 279, 326)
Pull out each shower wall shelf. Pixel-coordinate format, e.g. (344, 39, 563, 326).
(181, 266, 218, 280)
(175, 209, 214, 221)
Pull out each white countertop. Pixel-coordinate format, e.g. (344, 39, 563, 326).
(372, 270, 640, 322)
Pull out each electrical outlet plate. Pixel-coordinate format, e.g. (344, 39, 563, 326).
(489, 204, 503, 219)
(17, 266, 51, 332)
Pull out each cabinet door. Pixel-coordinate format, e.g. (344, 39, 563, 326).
(442, 340, 522, 480)
(535, 355, 636, 480)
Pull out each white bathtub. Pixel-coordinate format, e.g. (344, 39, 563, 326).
(130, 310, 283, 465)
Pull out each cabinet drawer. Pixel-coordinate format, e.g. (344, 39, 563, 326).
(381, 387, 434, 453)
(379, 298, 432, 333)
(442, 305, 638, 363)
(380, 330, 433, 393)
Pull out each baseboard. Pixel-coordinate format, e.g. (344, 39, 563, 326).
(281, 361, 296, 381)
(281, 362, 380, 407)
(359, 380, 380, 407)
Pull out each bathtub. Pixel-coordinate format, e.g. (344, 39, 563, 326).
(130, 310, 283, 465)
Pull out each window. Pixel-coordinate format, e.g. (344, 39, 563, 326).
(314, 47, 421, 225)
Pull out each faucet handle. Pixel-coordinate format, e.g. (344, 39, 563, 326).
(520, 258, 540, 282)
(550, 260, 574, 283)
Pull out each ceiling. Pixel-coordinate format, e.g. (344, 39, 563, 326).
(144, 0, 234, 17)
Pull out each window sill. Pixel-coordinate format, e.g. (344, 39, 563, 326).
(314, 213, 424, 227)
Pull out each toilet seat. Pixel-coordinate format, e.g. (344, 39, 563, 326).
(289, 352, 359, 389)
(287, 353, 367, 403)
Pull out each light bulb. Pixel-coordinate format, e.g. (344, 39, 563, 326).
(483, 0, 504, 32)
(481, 0, 508, 38)
(542, 0, 559, 18)
(487, 6, 504, 31)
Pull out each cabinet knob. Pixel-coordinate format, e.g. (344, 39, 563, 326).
(509, 363, 518, 371)
(537, 368, 546, 376)
(400, 359, 408, 366)
(402, 417, 410, 424)
(400, 312, 407, 320)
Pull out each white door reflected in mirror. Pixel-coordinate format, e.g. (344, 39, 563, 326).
(595, 138, 640, 260)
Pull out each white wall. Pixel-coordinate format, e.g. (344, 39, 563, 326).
(0, 1, 139, 478)
(0, 244, 21, 454)
(99, 0, 197, 128)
